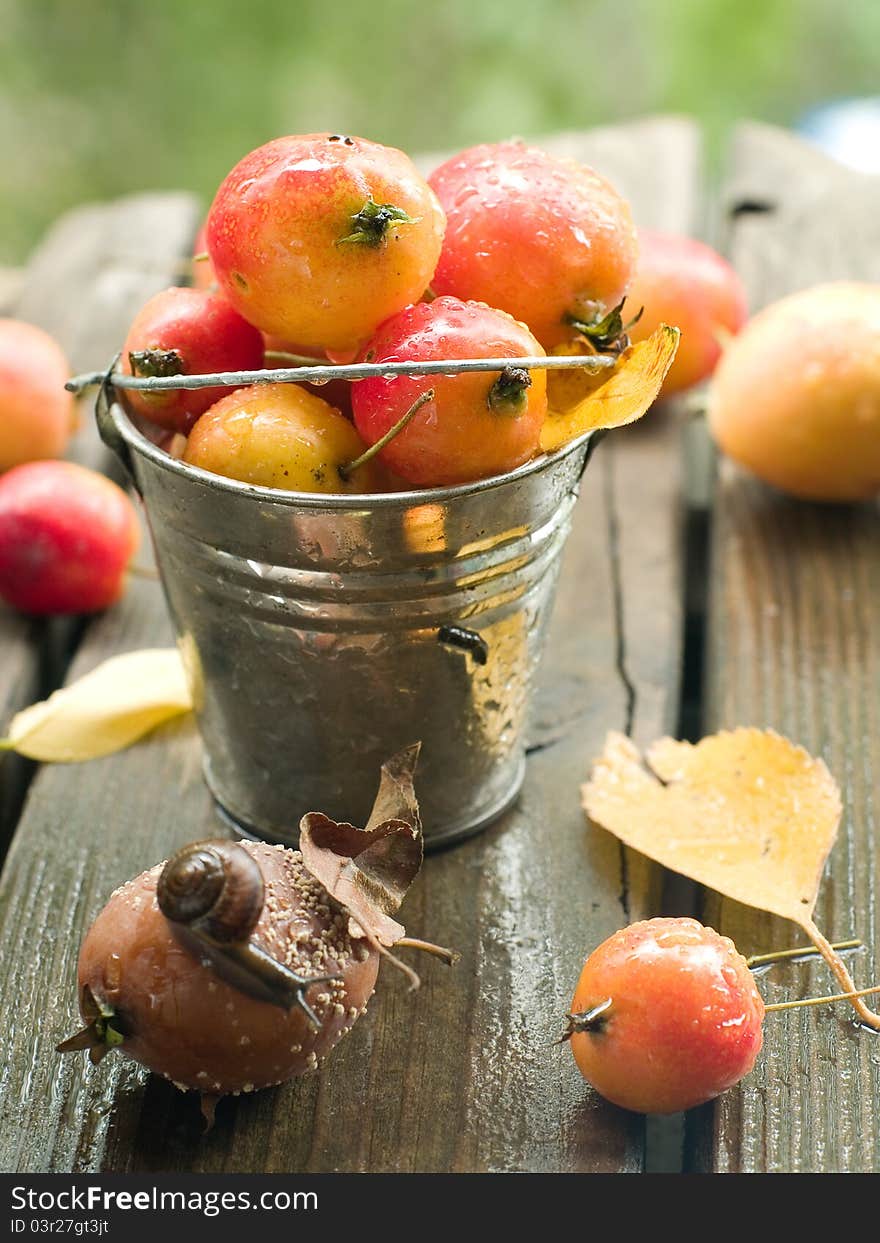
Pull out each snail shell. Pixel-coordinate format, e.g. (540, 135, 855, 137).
(157, 840, 264, 943)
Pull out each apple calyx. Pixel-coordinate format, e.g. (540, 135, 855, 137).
(56, 985, 126, 1064)
(128, 348, 186, 379)
(487, 366, 531, 416)
(566, 300, 643, 353)
(339, 198, 420, 248)
(558, 997, 613, 1043)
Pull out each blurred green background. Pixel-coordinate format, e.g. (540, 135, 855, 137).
(3, 0, 879, 264)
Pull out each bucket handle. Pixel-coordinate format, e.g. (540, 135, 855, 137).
(95, 359, 140, 492)
(437, 625, 489, 666)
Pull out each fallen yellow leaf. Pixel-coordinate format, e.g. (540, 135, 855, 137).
(1, 648, 192, 762)
(582, 729, 880, 1030)
(540, 324, 680, 452)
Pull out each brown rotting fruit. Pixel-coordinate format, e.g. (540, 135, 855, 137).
(59, 746, 454, 1121)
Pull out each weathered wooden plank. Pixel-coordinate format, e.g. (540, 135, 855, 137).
(0, 120, 695, 1173)
(0, 195, 200, 840)
(692, 123, 880, 1173)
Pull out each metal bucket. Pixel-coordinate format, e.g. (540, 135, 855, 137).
(98, 390, 598, 848)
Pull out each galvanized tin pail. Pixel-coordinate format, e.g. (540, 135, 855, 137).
(98, 390, 598, 848)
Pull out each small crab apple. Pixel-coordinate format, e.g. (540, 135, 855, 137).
(626, 231, 748, 397)
(428, 142, 638, 350)
(0, 461, 139, 615)
(205, 133, 446, 356)
(708, 281, 880, 501)
(352, 296, 547, 487)
(120, 287, 264, 435)
(183, 382, 382, 493)
(0, 319, 76, 472)
(565, 917, 764, 1115)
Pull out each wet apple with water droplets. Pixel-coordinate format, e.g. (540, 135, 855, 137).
(565, 917, 764, 1114)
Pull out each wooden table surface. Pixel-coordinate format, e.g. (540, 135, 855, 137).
(0, 118, 878, 1175)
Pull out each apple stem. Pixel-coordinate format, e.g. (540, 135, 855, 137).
(396, 936, 460, 965)
(558, 997, 613, 1043)
(192, 252, 209, 263)
(263, 349, 333, 368)
(798, 918, 880, 1030)
(0, 738, 14, 752)
(375, 941, 423, 991)
(765, 983, 880, 1013)
(338, 388, 434, 480)
(747, 938, 861, 969)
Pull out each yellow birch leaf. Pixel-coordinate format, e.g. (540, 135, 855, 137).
(1, 648, 192, 762)
(582, 729, 880, 1030)
(540, 325, 680, 452)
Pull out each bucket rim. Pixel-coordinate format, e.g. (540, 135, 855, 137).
(104, 396, 597, 511)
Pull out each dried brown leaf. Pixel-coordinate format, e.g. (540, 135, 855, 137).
(300, 743, 423, 951)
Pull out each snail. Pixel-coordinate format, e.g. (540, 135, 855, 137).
(59, 747, 454, 1123)
(157, 840, 340, 1022)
